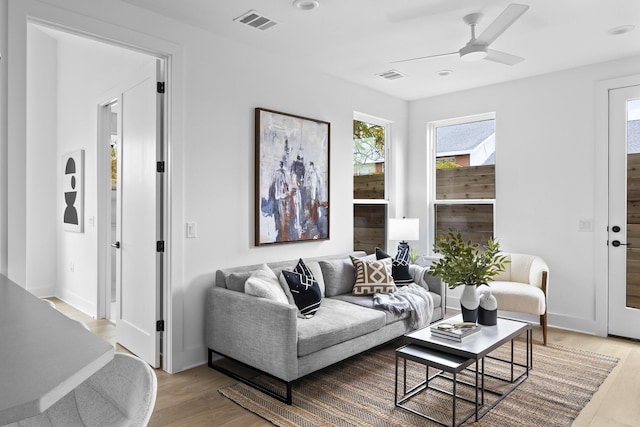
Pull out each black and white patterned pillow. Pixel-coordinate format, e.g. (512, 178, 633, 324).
(376, 247, 413, 285)
(350, 256, 396, 295)
(282, 259, 322, 318)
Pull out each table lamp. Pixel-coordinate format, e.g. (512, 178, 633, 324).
(388, 217, 419, 253)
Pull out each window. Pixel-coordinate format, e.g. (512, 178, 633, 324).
(429, 114, 496, 250)
(353, 114, 389, 253)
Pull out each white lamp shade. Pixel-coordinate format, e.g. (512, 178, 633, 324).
(388, 218, 419, 241)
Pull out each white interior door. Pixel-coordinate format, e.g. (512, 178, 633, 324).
(608, 84, 640, 339)
(115, 61, 163, 367)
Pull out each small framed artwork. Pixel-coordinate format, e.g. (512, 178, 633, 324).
(63, 149, 84, 232)
(255, 108, 330, 245)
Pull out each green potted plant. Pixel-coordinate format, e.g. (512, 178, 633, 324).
(428, 229, 509, 323)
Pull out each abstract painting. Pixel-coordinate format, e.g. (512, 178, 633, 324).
(255, 108, 330, 245)
(63, 149, 84, 232)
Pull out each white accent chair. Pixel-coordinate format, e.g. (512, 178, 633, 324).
(3, 353, 157, 427)
(485, 253, 549, 345)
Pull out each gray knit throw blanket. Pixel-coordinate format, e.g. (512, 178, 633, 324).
(373, 283, 433, 329)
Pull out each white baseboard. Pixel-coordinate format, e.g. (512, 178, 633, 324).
(56, 290, 97, 318)
(27, 284, 56, 298)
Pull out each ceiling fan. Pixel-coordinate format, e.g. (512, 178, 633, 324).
(392, 3, 529, 66)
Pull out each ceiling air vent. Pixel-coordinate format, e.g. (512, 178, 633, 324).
(234, 10, 279, 31)
(376, 70, 406, 81)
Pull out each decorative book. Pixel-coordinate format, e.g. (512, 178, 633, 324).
(430, 322, 481, 342)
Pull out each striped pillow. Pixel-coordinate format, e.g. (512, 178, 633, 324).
(350, 256, 397, 295)
(282, 259, 322, 318)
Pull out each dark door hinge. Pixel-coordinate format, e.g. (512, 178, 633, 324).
(157, 161, 165, 173)
(157, 82, 165, 94)
(157, 241, 165, 252)
(156, 320, 164, 332)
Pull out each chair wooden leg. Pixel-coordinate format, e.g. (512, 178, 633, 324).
(540, 313, 548, 345)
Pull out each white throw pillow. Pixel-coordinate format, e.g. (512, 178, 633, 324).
(245, 264, 289, 304)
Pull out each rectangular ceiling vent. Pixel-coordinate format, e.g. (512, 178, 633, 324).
(376, 70, 406, 81)
(234, 10, 279, 31)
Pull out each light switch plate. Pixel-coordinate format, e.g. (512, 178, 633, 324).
(186, 222, 197, 238)
(578, 218, 593, 232)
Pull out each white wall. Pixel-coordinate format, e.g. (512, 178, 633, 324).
(408, 55, 640, 334)
(25, 25, 57, 296)
(4, 0, 409, 372)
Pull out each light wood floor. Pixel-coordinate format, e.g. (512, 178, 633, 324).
(48, 297, 640, 427)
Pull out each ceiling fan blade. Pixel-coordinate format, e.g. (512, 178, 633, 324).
(390, 51, 458, 64)
(475, 3, 529, 46)
(485, 49, 525, 66)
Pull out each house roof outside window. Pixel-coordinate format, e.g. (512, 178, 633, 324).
(436, 119, 496, 166)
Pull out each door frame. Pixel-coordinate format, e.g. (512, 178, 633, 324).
(595, 73, 640, 337)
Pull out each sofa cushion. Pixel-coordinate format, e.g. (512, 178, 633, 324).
(297, 298, 386, 357)
(282, 259, 322, 318)
(305, 261, 326, 297)
(319, 258, 356, 297)
(244, 264, 289, 304)
(376, 247, 413, 285)
(225, 270, 253, 292)
(331, 294, 410, 325)
(350, 256, 397, 295)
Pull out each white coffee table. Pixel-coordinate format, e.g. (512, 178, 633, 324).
(401, 315, 532, 422)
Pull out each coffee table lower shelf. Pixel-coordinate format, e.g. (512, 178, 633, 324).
(395, 344, 478, 427)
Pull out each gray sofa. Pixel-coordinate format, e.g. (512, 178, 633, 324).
(205, 251, 444, 403)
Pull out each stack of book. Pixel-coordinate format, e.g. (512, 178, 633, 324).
(430, 322, 481, 342)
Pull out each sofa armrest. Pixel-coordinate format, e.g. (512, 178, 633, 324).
(528, 257, 549, 291)
(409, 264, 446, 314)
(205, 287, 299, 381)
(409, 265, 444, 295)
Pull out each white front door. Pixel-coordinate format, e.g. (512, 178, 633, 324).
(608, 84, 640, 339)
(115, 61, 164, 367)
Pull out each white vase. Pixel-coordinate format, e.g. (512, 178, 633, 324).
(478, 289, 498, 325)
(460, 284, 480, 323)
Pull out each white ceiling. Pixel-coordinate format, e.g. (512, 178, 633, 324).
(120, 0, 639, 100)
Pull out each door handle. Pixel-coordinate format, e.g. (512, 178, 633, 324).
(611, 240, 629, 247)
(111, 241, 120, 249)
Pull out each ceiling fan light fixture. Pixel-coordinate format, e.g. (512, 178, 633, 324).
(460, 44, 488, 62)
(292, 0, 319, 11)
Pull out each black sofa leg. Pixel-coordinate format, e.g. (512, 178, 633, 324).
(208, 349, 293, 404)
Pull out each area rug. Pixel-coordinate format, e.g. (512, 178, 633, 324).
(219, 340, 618, 427)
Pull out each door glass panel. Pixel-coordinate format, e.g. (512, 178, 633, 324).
(627, 99, 640, 309)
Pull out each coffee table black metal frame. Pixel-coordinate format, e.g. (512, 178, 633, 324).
(402, 315, 533, 422)
(395, 344, 479, 427)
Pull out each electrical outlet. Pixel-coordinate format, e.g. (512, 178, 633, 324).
(70, 262, 75, 272)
